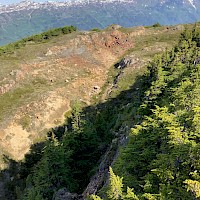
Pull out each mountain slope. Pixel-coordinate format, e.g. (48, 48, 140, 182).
(0, 25, 135, 161)
(0, 24, 184, 163)
(1, 23, 199, 200)
(0, 23, 188, 199)
(0, 0, 200, 45)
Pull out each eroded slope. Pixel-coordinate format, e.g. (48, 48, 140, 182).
(0, 25, 182, 161)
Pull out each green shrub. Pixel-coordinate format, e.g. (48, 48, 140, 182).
(91, 28, 101, 32)
(152, 22, 162, 27)
(0, 25, 77, 55)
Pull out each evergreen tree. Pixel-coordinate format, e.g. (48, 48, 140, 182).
(107, 167, 123, 200)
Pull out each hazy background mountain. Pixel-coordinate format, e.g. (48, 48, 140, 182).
(0, 0, 200, 45)
(0, 0, 61, 5)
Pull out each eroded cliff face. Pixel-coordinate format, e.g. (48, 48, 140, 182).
(0, 26, 141, 161)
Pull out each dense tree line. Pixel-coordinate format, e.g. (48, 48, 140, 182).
(109, 24, 200, 199)
(0, 25, 77, 55)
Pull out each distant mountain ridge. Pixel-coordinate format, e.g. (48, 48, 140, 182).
(0, 0, 200, 45)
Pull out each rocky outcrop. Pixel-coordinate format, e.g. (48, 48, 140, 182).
(114, 57, 132, 69)
(53, 188, 81, 200)
(52, 128, 129, 200)
(104, 30, 130, 49)
(81, 129, 129, 199)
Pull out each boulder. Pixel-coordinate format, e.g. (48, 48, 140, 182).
(53, 188, 79, 200)
(114, 57, 132, 69)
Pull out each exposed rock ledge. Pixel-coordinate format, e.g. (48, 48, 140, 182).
(53, 126, 129, 200)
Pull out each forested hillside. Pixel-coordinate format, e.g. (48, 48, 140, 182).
(99, 25, 200, 199)
(1, 24, 200, 200)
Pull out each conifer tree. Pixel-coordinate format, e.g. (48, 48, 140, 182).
(90, 167, 138, 200)
(123, 187, 139, 200)
(184, 180, 200, 198)
(107, 167, 123, 200)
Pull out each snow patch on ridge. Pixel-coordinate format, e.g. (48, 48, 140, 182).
(188, 0, 196, 9)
